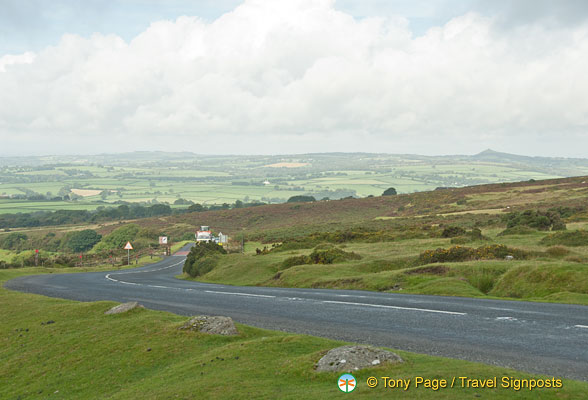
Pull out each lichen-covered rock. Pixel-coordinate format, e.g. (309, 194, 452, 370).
(180, 316, 238, 336)
(104, 302, 144, 315)
(316, 345, 402, 372)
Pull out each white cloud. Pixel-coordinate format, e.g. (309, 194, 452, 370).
(1, 0, 588, 156)
(0, 52, 35, 72)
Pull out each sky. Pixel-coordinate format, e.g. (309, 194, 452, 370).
(1, 0, 588, 157)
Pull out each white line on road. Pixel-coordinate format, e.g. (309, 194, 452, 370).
(574, 325, 588, 329)
(105, 260, 185, 284)
(205, 290, 276, 298)
(322, 300, 466, 315)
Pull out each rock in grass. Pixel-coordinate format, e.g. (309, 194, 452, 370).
(180, 316, 238, 336)
(316, 345, 402, 372)
(104, 302, 144, 315)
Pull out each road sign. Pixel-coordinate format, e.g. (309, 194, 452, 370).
(159, 236, 168, 245)
(124, 242, 133, 250)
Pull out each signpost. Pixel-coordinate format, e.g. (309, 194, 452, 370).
(159, 236, 169, 256)
(124, 241, 133, 266)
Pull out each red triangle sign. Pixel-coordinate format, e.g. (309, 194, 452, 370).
(124, 242, 133, 250)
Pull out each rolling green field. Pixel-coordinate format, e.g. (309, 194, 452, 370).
(2, 150, 587, 214)
(1, 268, 586, 399)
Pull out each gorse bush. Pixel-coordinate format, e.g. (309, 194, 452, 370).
(183, 242, 227, 277)
(419, 244, 528, 264)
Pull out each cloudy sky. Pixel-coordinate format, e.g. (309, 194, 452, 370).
(1, 0, 587, 157)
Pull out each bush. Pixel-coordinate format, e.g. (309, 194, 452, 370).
(503, 209, 566, 231)
(441, 226, 467, 238)
(94, 224, 140, 251)
(63, 229, 102, 253)
(0, 233, 28, 250)
(551, 220, 567, 231)
(280, 245, 361, 269)
(308, 246, 361, 264)
(419, 244, 527, 264)
(382, 187, 397, 196)
(183, 242, 227, 277)
(287, 195, 316, 203)
(540, 230, 588, 247)
(280, 255, 309, 269)
(497, 226, 537, 236)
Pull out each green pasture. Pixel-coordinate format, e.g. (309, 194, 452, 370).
(0, 154, 576, 212)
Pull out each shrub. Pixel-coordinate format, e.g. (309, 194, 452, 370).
(63, 229, 102, 253)
(497, 226, 537, 236)
(441, 226, 467, 238)
(94, 224, 140, 251)
(280, 245, 361, 269)
(551, 220, 567, 231)
(183, 242, 227, 277)
(308, 246, 361, 264)
(0, 233, 28, 250)
(450, 228, 486, 244)
(540, 230, 588, 247)
(280, 255, 309, 269)
(503, 209, 566, 231)
(382, 187, 397, 196)
(286, 195, 316, 203)
(419, 244, 527, 264)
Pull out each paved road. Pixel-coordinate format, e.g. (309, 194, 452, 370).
(5, 244, 588, 381)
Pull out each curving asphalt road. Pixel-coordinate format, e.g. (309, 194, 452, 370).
(5, 243, 588, 381)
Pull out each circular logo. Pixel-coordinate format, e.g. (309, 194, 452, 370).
(338, 374, 357, 393)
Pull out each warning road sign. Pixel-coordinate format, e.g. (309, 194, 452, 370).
(124, 242, 133, 250)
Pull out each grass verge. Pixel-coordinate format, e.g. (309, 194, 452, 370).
(1, 268, 587, 399)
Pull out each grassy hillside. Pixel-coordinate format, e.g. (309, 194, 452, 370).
(2, 268, 587, 399)
(187, 227, 588, 305)
(169, 176, 588, 305)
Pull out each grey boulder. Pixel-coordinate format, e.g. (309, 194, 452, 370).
(316, 345, 403, 372)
